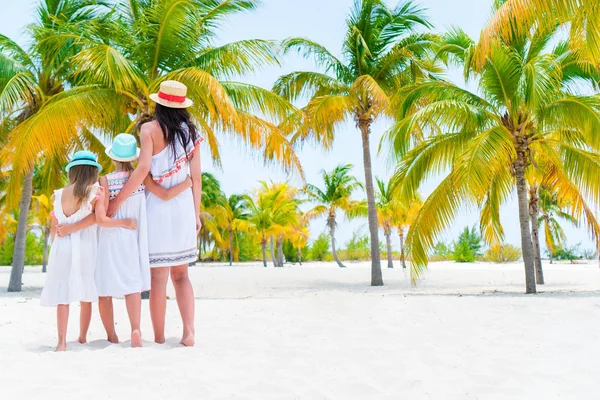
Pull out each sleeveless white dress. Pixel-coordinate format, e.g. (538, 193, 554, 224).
(40, 183, 100, 306)
(146, 128, 202, 267)
(95, 172, 150, 296)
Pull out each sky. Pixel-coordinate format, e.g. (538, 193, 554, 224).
(0, 0, 596, 253)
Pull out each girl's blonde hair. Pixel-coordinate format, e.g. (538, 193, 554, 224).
(68, 165, 99, 206)
(114, 160, 134, 172)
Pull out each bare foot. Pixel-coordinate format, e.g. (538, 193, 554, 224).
(131, 330, 142, 348)
(154, 336, 165, 344)
(77, 336, 87, 344)
(180, 333, 195, 347)
(55, 342, 67, 352)
(107, 334, 119, 344)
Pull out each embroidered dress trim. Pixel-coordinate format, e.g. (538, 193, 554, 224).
(107, 172, 145, 200)
(153, 137, 203, 184)
(149, 247, 198, 265)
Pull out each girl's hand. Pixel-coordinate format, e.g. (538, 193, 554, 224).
(122, 219, 138, 230)
(56, 224, 74, 237)
(186, 176, 193, 187)
(195, 215, 202, 235)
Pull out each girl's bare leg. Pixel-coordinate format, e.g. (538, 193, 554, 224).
(125, 292, 142, 347)
(56, 304, 69, 351)
(150, 267, 169, 344)
(170, 265, 195, 347)
(78, 302, 92, 344)
(98, 296, 119, 343)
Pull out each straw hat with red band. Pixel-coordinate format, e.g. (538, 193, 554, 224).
(149, 80, 194, 109)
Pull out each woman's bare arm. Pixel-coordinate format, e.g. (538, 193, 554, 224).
(189, 143, 202, 234)
(144, 175, 192, 201)
(107, 126, 153, 216)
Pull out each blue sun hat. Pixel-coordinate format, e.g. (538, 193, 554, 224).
(65, 150, 102, 173)
(105, 133, 140, 162)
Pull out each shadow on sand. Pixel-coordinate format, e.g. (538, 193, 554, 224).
(27, 337, 187, 353)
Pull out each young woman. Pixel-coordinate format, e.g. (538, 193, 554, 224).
(40, 151, 136, 351)
(108, 80, 202, 346)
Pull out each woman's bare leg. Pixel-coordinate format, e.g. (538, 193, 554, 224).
(150, 267, 169, 344)
(78, 302, 92, 344)
(170, 265, 195, 346)
(56, 304, 69, 351)
(98, 296, 119, 343)
(125, 292, 142, 347)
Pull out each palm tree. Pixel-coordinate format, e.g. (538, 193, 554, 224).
(305, 164, 364, 269)
(375, 178, 397, 268)
(1, 0, 116, 292)
(289, 214, 310, 265)
(211, 194, 251, 266)
(388, 27, 600, 293)
(245, 182, 299, 267)
(538, 187, 579, 264)
(37, 0, 301, 173)
(375, 177, 422, 269)
(392, 192, 422, 269)
(273, 0, 438, 285)
(476, 0, 600, 67)
(198, 172, 226, 260)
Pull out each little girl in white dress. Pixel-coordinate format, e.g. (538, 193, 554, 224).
(40, 151, 135, 352)
(95, 134, 191, 347)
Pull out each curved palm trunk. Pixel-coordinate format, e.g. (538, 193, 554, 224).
(276, 236, 284, 267)
(329, 225, 346, 268)
(385, 230, 394, 269)
(270, 236, 277, 267)
(8, 169, 34, 292)
(358, 119, 383, 285)
(297, 247, 302, 265)
(529, 188, 544, 284)
(42, 224, 50, 273)
(261, 237, 267, 268)
(399, 229, 407, 269)
(514, 155, 536, 294)
(228, 230, 233, 266)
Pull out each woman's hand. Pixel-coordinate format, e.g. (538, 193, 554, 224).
(106, 199, 121, 217)
(186, 176, 193, 187)
(121, 219, 138, 230)
(56, 224, 75, 237)
(195, 215, 202, 235)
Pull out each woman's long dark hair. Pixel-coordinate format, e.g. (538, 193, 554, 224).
(154, 104, 199, 161)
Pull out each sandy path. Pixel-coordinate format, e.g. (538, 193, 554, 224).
(1, 262, 599, 399)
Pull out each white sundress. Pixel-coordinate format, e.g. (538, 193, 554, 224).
(146, 127, 202, 267)
(40, 183, 100, 306)
(95, 172, 150, 297)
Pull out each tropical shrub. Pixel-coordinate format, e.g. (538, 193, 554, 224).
(483, 244, 522, 263)
(451, 227, 482, 263)
(308, 233, 330, 261)
(343, 231, 371, 261)
(429, 242, 451, 262)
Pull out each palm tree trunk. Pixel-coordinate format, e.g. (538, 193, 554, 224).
(385, 231, 393, 268)
(330, 225, 346, 268)
(276, 236, 284, 267)
(399, 230, 407, 269)
(42, 224, 50, 273)
(358, 119, 383, 286)
(261, 238, 267, 268)
(514, 154, 536, 294)
(8, 169, 34, 292)
(228, 230, 233, 266)
(297, 248, 302, 265)
(529, 188, 544, 284)
(270, 236, 277, 267)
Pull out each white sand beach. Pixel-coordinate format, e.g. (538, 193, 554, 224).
(1, 262, 600, 399)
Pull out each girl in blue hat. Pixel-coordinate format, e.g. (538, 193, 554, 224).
(94, 134, 191, 348)
(40, 151, 137, 351)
